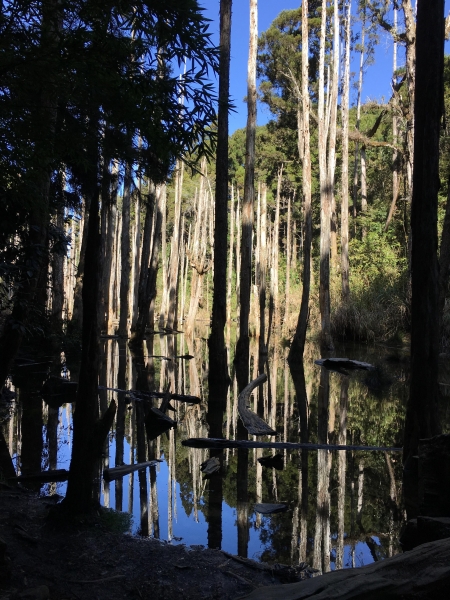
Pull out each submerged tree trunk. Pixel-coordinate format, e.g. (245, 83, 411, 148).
(131, 184, 163, 344)
(209, 0, 232, 385)
(403, 0, 444, 466)
(235, 0, 257, 392)
(63, 133, 117, 514)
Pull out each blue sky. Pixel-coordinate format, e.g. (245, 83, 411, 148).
(200, 1, 448, 134)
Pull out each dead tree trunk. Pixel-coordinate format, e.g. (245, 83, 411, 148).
(118, 163, 132, 337)
(403, 0, 444, 466)
(235, 0, 257, 393)
(340, 0, 351, 302)
(289, 0, 312, 361)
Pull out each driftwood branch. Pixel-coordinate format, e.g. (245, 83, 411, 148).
(182, 438, 402, 452)
(238, 374, 276, 436)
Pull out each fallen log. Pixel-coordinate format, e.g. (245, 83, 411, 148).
(182, 438, 402, 452)
(254, 503, 288, 515)
(9, 469, 69, 483)
(103, 461, 161, 482)
(315, 358, 375, 371)
(238, 537, 450, 599)
(238, 374, 276, 436)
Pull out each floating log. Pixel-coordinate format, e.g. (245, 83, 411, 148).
(315, 358, 375, 371)
(97, 385, 200, 404)
(254, 503, 288, 515)
(9, 469, 69, 483)
(238, 374, 276, 436)
(145, 407, 177, 441)
(200, 457, 221, 477)
(258, 454, 284, 470)
(182, 438, 402, 452)
(176, 354, 194, 360)
(103, 461, 161, 482)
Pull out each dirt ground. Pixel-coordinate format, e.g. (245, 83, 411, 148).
(0, 485, 303, 600)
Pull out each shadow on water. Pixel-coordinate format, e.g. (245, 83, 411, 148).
(0, 332, 421, 572)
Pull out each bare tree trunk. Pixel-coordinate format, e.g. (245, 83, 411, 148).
(352, 5, 365, 219)
(272, 165, 282, 331)
(185, 161, 210, 334)
(71, 195, 91, 329)
(226, 183, 235, 343)
(336, 375, 349, 569)
(283, 192, 292, 335)
(118, 163, 132, 337)
(51, 206, 65, 329)
(385, 8, 399, 233)
(289, 0, 312, 361)
(341, 0, 351, 302)
(258, 182, 267, 358)
(131, 187, 141, 330)
(209, 0, 232, 385)
(235, 0, 257, 393)
(403, 0, 443, 465)
(318, 0, 334, 352)
(130, 184, 163, 344)
(235, 188, 241, 309)
(166, 160, 184, 330)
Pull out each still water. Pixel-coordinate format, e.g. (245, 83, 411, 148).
(2, 332, 415, 574)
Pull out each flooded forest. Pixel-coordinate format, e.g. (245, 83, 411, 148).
(1, 0, 450, 594)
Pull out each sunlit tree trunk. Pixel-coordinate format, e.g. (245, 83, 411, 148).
(318, 0, 334, 352)
(289, 0, 312, 361)
(226, 184, 235, 344)
(385, 9, 399, 233)
(166, 160, 184, 330)
(283, 192, 292, 335)
(118, 163, 132, 337)
(235, 0, 257, 392)
(341, 0, 351, 301)
(258, 182, 267, 360)
(272, 165, 282, 331)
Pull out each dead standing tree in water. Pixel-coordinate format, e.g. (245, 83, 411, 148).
(235, 0, 258, 393)
(209, 0, 232, 386)
(403, 0, 444, 475)
(185, 158, 212, 334)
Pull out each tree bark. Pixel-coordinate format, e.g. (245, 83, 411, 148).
(403, 0, 444, 465)
(235, 0, 257, 392)
(118, 163, 132, 337)
(209, 0, 232, 385)
(340, 0, 351, 302)
(289, 0, 312, 361)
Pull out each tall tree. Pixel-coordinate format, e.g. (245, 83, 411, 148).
(290, 0, 312, 359)
(235, 0, 258, 392)
(403, 0, 444, 463)
(318, 0, 334, 351)
(209, 0, 232, 386)
(340, 0, 351, 302)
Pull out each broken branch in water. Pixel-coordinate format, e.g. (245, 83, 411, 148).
(182, 438, 402, 452)
(238, 374, 276, 436)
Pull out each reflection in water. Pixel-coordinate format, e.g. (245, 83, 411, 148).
(0, 334, 410, 571)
